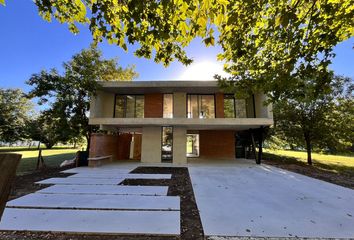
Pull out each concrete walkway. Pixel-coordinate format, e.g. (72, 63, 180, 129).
(0, 163, 180, 236)
(189, 159, 354, 238)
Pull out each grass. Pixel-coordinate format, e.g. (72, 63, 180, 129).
(265, 149, 354, 167)
(264, 149, 354, 176)
(0, 147, 79, 175)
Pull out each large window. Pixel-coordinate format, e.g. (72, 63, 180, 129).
(163, 94, 173, 118)
(223, 94, 255, 118)
(114, 95, 144, 118)
(187, 94, 215, 119)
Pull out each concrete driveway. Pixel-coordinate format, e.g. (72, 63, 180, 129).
(189, 159, 354, 238)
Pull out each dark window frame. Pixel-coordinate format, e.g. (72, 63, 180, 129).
(186, 94, 216, 119)
(161, 126, 173, 162)
(223, 94, 236, 118)
(223, 94, 256, 118)
(113, 94, 145, 118)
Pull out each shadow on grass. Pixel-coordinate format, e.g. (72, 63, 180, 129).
(263, 152, 354, 173)
(0, 146, 77, 153)
(16, 152, 76, 176)
(263, 152, 354, 186)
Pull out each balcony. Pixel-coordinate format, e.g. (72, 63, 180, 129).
(89, 117, 273, 130)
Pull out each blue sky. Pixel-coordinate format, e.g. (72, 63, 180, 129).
(1, 1, 353, 93)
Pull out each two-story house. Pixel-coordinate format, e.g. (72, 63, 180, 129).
(88, 81, 273, 164)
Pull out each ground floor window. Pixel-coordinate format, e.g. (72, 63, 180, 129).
(186, 134, 199, 157)
(161, 126, 173, 162)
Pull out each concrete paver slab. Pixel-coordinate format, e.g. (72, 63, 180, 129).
(0, 208, 180, 235)
(7, 193, 179, 210)
(36, 177, 122, 185)
(37, 185, 168, 196)
(189, 161, 354, 238)
(68, 173, 172, 179)
(62, 168, 132, 174)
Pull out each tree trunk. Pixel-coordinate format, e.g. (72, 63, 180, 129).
(45, 143, 53, 149)
(304, 133, 312, 165)
(86, 125, 92, 152)
(86, 135, 90, 152)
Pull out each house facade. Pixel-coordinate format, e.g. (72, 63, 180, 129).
(88, 81, 273, 164)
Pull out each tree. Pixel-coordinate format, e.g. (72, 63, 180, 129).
(216, 1, 354, 100)
(1, 1, 352, 98)
(26, 111, 71, 149)
(272, 74, 353, 165)
(0, 88, 33, 144)
(1, 1, 350, 94)
(27, 46, 138, 150)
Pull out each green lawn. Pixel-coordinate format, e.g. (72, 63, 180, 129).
(265, 149, 354, 167)
(0, 147, 78, 175)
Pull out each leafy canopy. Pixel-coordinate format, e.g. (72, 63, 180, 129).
(0, 88, 33, 143)
(27, 46, 138, 149)
(217, 0, 354, 99)
(2, 1, 353, 97)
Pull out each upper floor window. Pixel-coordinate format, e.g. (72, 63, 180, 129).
(187, 94, 215, 119)
(163, 94, 173, 118)
(114, 95, 144, 118)
(224, 94, 255, 118)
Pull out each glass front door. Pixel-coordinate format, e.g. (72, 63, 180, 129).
(186, 134, 199, 157)
(162, 126, 173, 162)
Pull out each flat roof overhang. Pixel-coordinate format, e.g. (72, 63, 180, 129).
(97, 81, 222, 94)
(89, 118, 273, 131)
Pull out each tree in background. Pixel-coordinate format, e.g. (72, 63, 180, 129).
(27, 45, 138, 150)
(26, 110, 72, 149)
(272, 74, 353, 165)
(0, 88, 33, 144)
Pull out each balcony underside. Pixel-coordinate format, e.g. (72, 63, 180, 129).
(89, 118, 273, 131)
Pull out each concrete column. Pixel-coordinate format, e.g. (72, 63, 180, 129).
(254, 93, 269, 118)
(141, 126, 161, 163)
(173, 126, 187, 164)
(173, 92, 186, 118)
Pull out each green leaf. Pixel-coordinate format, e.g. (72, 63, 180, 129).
(0, 0, 5, 6)
(203, 36, 215, 46)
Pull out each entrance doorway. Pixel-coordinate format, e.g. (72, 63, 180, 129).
(161, 126, 173, 162)
(187, 134, 199, 157)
